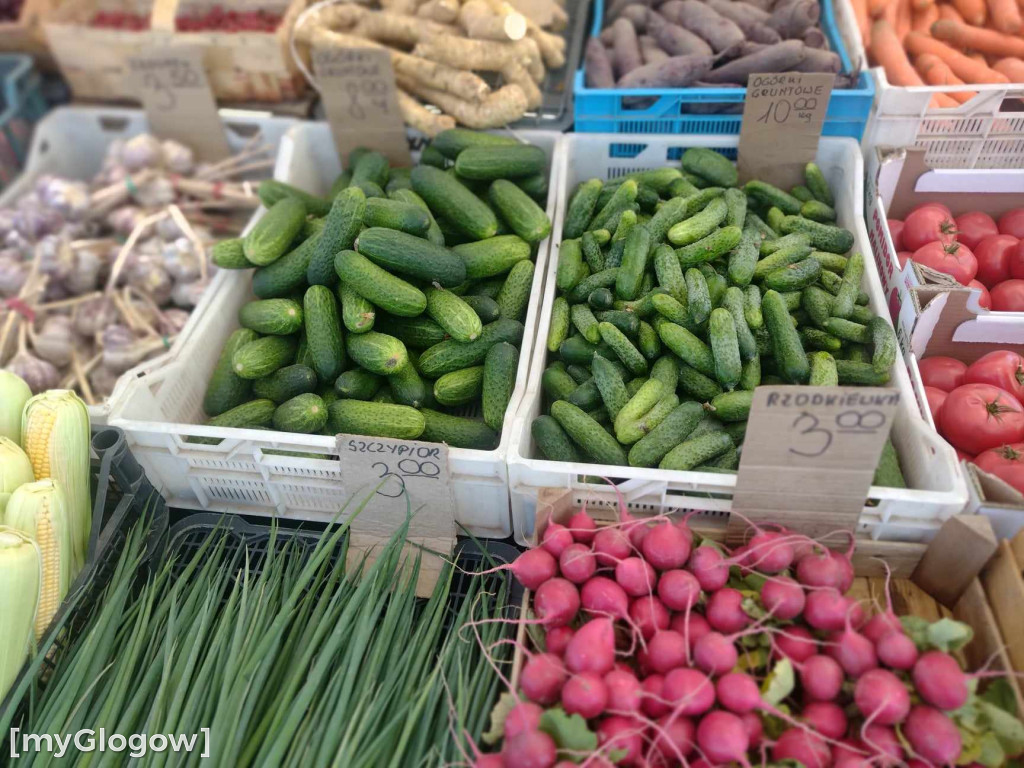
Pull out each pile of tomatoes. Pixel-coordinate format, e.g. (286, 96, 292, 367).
(889, 204, 1024, 312)
(920, 350, 1024, 493)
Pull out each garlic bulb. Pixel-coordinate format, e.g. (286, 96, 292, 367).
(65, 247, 104, 295)
(126, 258, 172, 305)
(13, 200, 62, 240)
(171, 279, 207, 309)
(162, 140, 194, 175)
(37, 234, 72, 282)
(156, 216, 183, 240)
(101, 325, 141, 372)
(159, 308, 190, 336)
(121, 134, 164, 172)
(38, 178, 90, 221)
(133, 177, 175, 208)
(89, 364, 120, 399)
(5, 351, 60, 394)
(74, 297, 117, 338)
(106, 206, 146, 237)
(32, 315, 74, 367)
(161, 237, 201, 282)
(0, 254, 28, 297)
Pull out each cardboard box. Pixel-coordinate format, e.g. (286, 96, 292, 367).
(865, 147, 1024, 355)
(907, 287, 1024, 538)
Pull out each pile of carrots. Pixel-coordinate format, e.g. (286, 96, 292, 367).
(855, 0, 1024, 105)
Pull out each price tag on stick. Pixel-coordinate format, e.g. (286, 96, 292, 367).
(127, 45, 230, 163)
(737, 72, 834, 189)
(314, 47, 411, 168)
(730, 386, 900, 541)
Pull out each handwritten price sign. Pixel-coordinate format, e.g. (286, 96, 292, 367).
(314, 47, 410, 167)
(730, 386, 899, 539)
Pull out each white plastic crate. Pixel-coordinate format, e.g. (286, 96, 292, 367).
(107, 123, 562, 539)
(507, 133, 969, 547)
(1, 106, 297, 422)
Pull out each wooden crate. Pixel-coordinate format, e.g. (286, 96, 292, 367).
(982, 531, 1024, 685)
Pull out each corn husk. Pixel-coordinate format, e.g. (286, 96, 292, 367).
(0, 437, 35, 521)
(0, 371, 32, 444)
(0, 528, 41, 701)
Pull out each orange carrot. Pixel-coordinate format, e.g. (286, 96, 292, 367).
(931, 93, 960, 107)
(871, 19, 926, 84)
(985, 0, 1022, 33)
(896, 0, 913, 38)
(913, 0, 934, 11)
(905, 30, 1011, 81)
(931, 18, 1024, 57)
(913, 3, 940, 30)
(937, 3, 966, 21)
(951, 0, 986, 25)
(916, 52, 980, 100)
(868, 0, 888, 16)
(852, 0, 873, 47)
(993, 56, 1024, 80)
(882, 0, 899, 26)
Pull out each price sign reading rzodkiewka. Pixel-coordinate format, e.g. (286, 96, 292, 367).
(737, 72, 834, 188)
(127, 46, 230, 162)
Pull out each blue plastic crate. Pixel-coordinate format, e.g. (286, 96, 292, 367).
(573, 0, 874, 138)
(0, 54, 46, 191)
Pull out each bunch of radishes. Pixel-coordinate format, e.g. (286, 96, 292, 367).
(889, 204, 1024, 312)
(475, 508, 1023, 767)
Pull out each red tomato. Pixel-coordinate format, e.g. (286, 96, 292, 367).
(991, 280, 1024, 312)
(903, 206, 959, 251)
(1011, 240, 1024, 280)
(924, 386, 948, 423)
(887, 219, 904, 251)
(919, 356, 967, 391)
(973, 443, 1024, 493)
(956, 449, 974, 462)
(909, 202, 953, 218)
(998, 208, 1024, 239)
(955, 212, 999, 250)
(897, 251, 913, 269)
(911, 241, 977, 285)
(939, 383, 1024, 455)
(964, 350, 1024, 404)
(967, 280, 992, 309)
(973, 234, 1019, 288)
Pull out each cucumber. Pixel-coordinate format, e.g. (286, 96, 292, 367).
(626, 378, 648, 397)
(870, 317, 897, 375)
(258, 180, 330, 217)
(624, 168, 684, 194)
(551, 400, 628, 465)
(517, 172, 548, 201)
(613, 377, 663, 431)
(653, 243, 686, 302)
(239, 298, 303, 336)
(387, 359, 430, 408)
(232, 336, 297, 380)
(835, 359, 890, 385)
(330, 171, 351, 197)
(566, 364, 593, 384)
(339, 284, 375, 334)
(823, 317, 871, 344)
(763, 259, 823, 292)
(752, 242, 815, 280)
(335, 369, 384, 400)
(598, 322, 648, 376)
(556, 238, 586, 292)
(710, 390, 752, 422)
(385, 167, 411, 193)
(617, 226, 652, 300)
(724, 187, 747, 229)
(873, 439, 906, 488)
(675, 226, 742, 270)
(727, 225, 760, 287)
(698, 446, 739, 471)
(543, 363, 578, 401)
(548, 297, 571, 352)
(681, 147, 737, 188)
(744, 180, 802, 215)
(685, 268, 711, 326)
(418, 318, 524, 377)
(745, 211, 777, 241)
(617, 392, 679, 445)
(350, 150, 389, 188)
(420, 409, 498, 449)
(455, 145, 546, 180)
(790, 185, 814, 203)
(244, 198, 306, 266)
(489, 180, 551, 244)
(308, 186, 365, 286)
(701, 265, 728, 308)
(559, 335, 602, 366)
(666, 197, 728, 246)
(800, 327, 843, 353)
(532, 415, 580, 462)
(723, 422, 747, 446)
(645, 196, 690, 244)
(327, 400, 426, 440)
(668, 176, 700, 199)
(347, 332, 408, 376)
(638, 321, 661, 360)
(592, 353, 630, 419)
(568, 268, 619, 304)
(761, 232, 811, 257)
(462, 294, 501, 324)
(820, 268, 869, 305)
(780, 216, 854, 254)
(722, 287, 756, 362)
(204, 399, 276, 433)
(433, 366, 484, 406)
(252, 226, 322, 299)
(581, 231, 605, 274)
(334, 249, 426, 318)
(626, 400, 701, 467)
(804, 162, 834, 206)
(801, 200, 836, 223)
(355, 227, 466, 287)
(211, 238, 254, 269)
(426, 287, 483, 342)
(362, 197, 430, 236)
(273, 393, 327, 434)
(831, 251, 864, 319)
(766, 206, 787, 233)
(374, 315, 448, 349)
(390, 188, 445, 247)
(454, 235, 532, 280)
(295, 332, 314, 369)
(565, 180, 605, 241)
(595, 310, 641, 338)
(203, 328, 259, 417)
(808, 351, 839, 386)
(253, 364, 318, 404)
(708, 307, 742, 391)
(571, 303, 601, 344)
(432, 128, 519, 159)
(659, 322, 715, 377)
(372, 387, 395, 404)
(411, 165, 498, 240)
(846, 344, 871, 363)
(763, 290, 809, 384)
(496, 260, 535, 322)
(483, 342, 519, 430)
(801, 285, 834, 327)
(739, 355, 761, 391)
(590, 180, 638, 232)
(659, 431, 734, 470)
(304, 285, 346, 382)
(744, 285, 763, 329)
(588, 287, 615, 311)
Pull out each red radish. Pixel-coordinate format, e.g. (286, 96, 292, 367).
(605, 668, 643, 714)
(903, 705, 962, 765)
(697, 710, 750, 765)
(541, 523, 573, 558)
(862, 724, 904, 764)
(521, 653, 567, 705)
(706, 588, 751, 633)
(972, 234, 1019, 287)
(568, 510, 597, 543)
(670, 612, 711, 650)
(505, 701, 544, 739)
(558, 543, 596, 584)
(596, 716, 644, 765)
(657, 569, 701, 611)
(918, 356, 968, 391)
(650, 714, 695, 763)
(741, 712, 763, 747)
(593, 527, 632, 567)
(662, 667, 715, 716)
(641, 521, 692, 570)
(854, 668, 910, 725)
(641, 674, 671, 718)
(796, 548, 847, 590)
(862, 576, 903, 645)
(888, 218, 904, 250)
(565, 617, 615, 675)
(826, 616, 878, 678)
(534, 578, 580, 627)
(647, 630, 688, 674)
(802, 701, 847, 739)
(760, 576, 806, 620)
(615, 557, 657, 597)
(741, 531, 795, 573)
(561, 673, 608, 719)
(715, 671, 761, 713)
(581, 577, 629, 619)
(923, 385, 948, 423)
(687, 545, 729, 591)
(771, 728, 831, 768)
(512, 548, 557, 590)
(876, 630, 918, 670)
(546, 626, 573, 656)
(502, 730, 557, 768)
(774, 626, 818, 663)
(474, 754, 504, 768)
(912, 650, 969, 710)
(629, 596, 669, 639)
(803, 588, 850, 632)
(799, 654, 844, 701)
(693, 631, 739, 676)
(955, 211, 999, 249)
(969, 279, 992, 309)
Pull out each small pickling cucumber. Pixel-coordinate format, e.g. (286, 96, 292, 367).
(338, 284, 375, 334)
(308, 186, 365, 286)
(595, 310, 640, 338)
(617, 226, 652, 301)
(489, 180, 551, 244)
(388, 358, 430, 408)
(418, 319, 524, 378)
(685, 268, 711, 327)
(805, 162, 834, 206)
(374, 315, 448, 349)
(763, 259, 823, 292)
(304, 285, 346, 382)
(420, 409, 498, 450)
(433, 366, 485, 407)
(273, 393, 327, 434)
(362, 197, 431, 236)
(666, 197, 728, 247)
(779, 216, 854, 254)
(532, 415, 581, 461)
(251, 220, 324, 299)
(763, 290, 809, 384)
(708, 308, 741, 391)
(496, 260, 535, 322)
(454, 235, 532, 280)
(870, 317, 897, 374)
(244, 197, 306, 266)
(204, 399, 276, 433)
(744, 180, 803, 215)
(627, 401, 704, 468)
(808, 351, 839, 387)
(835, 359, 890, 386)
(335, 369, 384, 400)
(356, 227, 466, 287)
(482, 342, 519, 430)
(426, 287, 483, 343)
(258, 180, 330, 217)
(334, 249, 426, 318)
(347, 332, 409, 376)
(659, 322, 715, 377)
(239, 298, 303, 336)
(681, 147, 738, 188)
(551, 400, 628, 465)
(564, 179, 604, 240)
(659, 431, 734, 471)
(211, 238, 254, 269)
(203, 328, 259, 417)
(548, 297, 571, 353)
(454, 145, 546, 180)
(411, 165, 498, 240)
(831, 252, 865, 319)
(675, 226, 743, 270)
(253, 364, 318, 404)
(327, 400, 426, 440)
(232, 336, 298, 381)
(598, 322, 648, 376)
(710, 390, 753, 422)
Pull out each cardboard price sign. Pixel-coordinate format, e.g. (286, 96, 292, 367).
(127, 46, 230, 163)
(730, 386, 900, 539)
(314, 47, 411, 168)
(737, 72, 834, 189)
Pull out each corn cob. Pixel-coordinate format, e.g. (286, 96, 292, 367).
(0, 371, 31, 444)
(21, 391, 90, 572)
(5, 480, 73, 639)
(0, 437, 34, 521)
(0, 528, 40, 701)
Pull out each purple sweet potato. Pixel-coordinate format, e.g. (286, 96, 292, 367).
(608, 0, 656, 20)
(700, 38, 806, 83)
(600, 26, 616, 44)
(585, 38, 617, 88)
(649, 11, 714, 56)
(673, 0, 745, 54)
(802, 27, 826, 48)
(617, 53, 714, 88)
(738, 41, 770, 55)
(657, 0, 686, 24)
(611, 17, 644, 77)
(706, 0, 782, 43)
(639, 35, 670, 64)
(790, 46, 840, 72)
(769, 0, 820, 38)
(620, 4, 650, 30)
